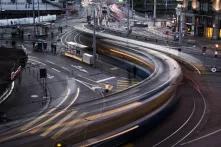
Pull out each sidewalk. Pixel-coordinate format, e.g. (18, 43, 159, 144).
(0, 65, 46, 122)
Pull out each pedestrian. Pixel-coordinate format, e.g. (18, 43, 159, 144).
(32, 41, 35, 49)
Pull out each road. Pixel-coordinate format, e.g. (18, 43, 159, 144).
(74, 22, 221, 147)
(0, 23, 182, 146)
(1, 14, 221, 147)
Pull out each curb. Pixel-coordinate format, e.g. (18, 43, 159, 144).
(0, 82, 14, 105)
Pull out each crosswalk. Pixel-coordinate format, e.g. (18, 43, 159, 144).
(116, 79, 140, 92)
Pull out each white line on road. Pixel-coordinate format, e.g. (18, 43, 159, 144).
(47, 74, 54, 79)
(61, 66, 70, 71)
(29, 58, 46, 66)
(46, 60, 56, 65)
(29, 88, 80, 134)
(96, 77, 116, 83)
(40, 111, 77, 137)
(71, 65, 88, 73)
(51, 68, 61, 73)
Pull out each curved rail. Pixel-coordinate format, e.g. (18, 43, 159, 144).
(0, 25, 182, 147)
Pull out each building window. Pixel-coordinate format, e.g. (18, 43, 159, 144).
(219, 29, 221, 39)
(205, 27, 213, 38)
(188, 1, 192, 10)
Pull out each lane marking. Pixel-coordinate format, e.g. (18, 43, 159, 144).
(40, 111, 77, 137)
(110, 67, 118, 70)
(46, 60, 56, 65)
(51, 68, 61, 73)
(47, 74, 54, 79)
(31, 95, 39, 98)
(61, 66, 70, 71)
(96, 77, 116, 83)
(51, 114, 86, 140)
(20, 88, 71, 131)
(29, 58, 46, 66)
(29, 88, 80, 134)
(71, 65, 88, 73)
(1, 85, 73, 143)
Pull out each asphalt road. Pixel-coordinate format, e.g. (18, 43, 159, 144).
(0, 27, 182, 147)
(1, 15, 221, 147)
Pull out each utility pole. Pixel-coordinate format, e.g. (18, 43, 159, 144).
(65, 1, 68, 27)
(0, 0, 2, 11)
(131, 0, 134, 19)
(127, 0, 130, 35)
(153, 0, 156, 26)
(179, 11, 183, 44)
(144, 0, 147, 19)
(92, 7, 97, 65)
(32, 0, 36, 37)
(37, 0, 40, 23)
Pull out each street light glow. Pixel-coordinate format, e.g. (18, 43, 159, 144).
(213, 0, 221, 11)
(118, 0, 124, 2)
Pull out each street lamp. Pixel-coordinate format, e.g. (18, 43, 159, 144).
(153, 0, 156, 26)
(176, 4, 184, 44)
(89, 3, 98, 65)
(215, 44, 219, 49)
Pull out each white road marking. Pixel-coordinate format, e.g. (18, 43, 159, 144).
(110, 67, 118, 70)
(31, 95, 39, 98)
(61, 66, 70, 71)
(51, 68, 61, 73)
(21, 88, 71, 131)
(51, 112, 87, 140)
(96, 77, 116, 83)
(47, 74, 54, 79)
(29, 58, 46, 66)
(46, 60, 56, 65)
(71, 65, 88, 73)
(40, 111, 77, 137)
(29, 88, 80, 134)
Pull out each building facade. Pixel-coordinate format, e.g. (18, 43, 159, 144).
(134, 0, 178, 16)
(0, 0, 62, 19)
(182, 0, 221, 39)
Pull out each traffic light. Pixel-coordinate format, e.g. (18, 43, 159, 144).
(40, 68, 47, 79)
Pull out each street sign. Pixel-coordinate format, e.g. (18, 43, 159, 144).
(211, 67, 217, 73)
(40, 68, 47, 78)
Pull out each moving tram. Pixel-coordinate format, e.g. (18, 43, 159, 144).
(65, 41, 94, 64)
